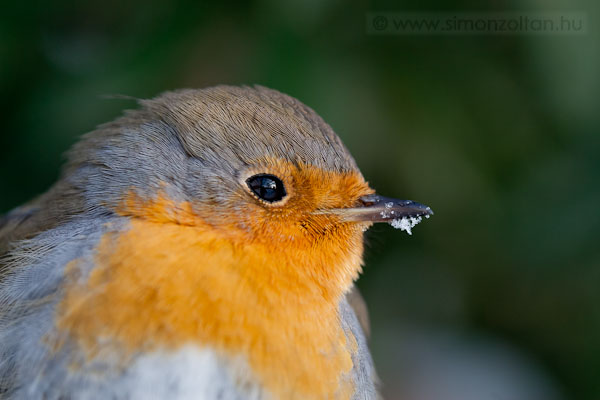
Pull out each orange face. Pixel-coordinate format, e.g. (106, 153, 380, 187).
(120, 158, 374, 250)
(227, 159, 374, 244)
(55, 159, 374, 399)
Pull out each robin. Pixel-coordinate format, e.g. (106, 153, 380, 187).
(0, 85, 432, 400)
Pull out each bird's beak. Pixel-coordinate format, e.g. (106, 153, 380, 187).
(323, 194, 434, 223)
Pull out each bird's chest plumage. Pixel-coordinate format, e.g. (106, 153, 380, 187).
(50, 217, 363, 399)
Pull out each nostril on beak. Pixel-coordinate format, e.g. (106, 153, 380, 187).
(358, 194, 380, 207)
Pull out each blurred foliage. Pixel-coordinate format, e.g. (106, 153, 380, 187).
(1, 0, 599, 398)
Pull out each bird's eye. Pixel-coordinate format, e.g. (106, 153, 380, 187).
(246, 174, 287, 203)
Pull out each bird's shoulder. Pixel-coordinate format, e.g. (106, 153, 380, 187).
(0, 181, 86, 276)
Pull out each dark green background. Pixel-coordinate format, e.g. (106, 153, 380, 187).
(1, 1, 598, 399)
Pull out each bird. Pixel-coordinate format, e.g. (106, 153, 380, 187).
(0, 85, 432, 400)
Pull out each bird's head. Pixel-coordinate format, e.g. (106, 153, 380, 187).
(65, 85, 431, 252)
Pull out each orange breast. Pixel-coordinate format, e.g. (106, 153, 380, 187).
(56, 192, 366, 399)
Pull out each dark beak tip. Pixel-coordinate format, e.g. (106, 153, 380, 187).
(359, 194, 434, 221)
(421, 205, 434, 216)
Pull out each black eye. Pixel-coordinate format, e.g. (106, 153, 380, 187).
(246, 174, 287, 203)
